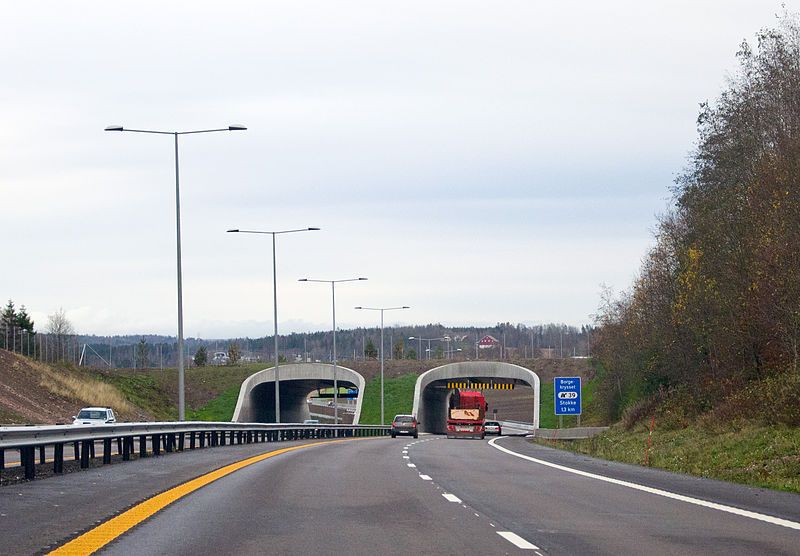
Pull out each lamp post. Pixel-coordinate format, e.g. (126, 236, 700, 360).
(408, 336, 447, 360)
(299, 277, 367, 424)
(106, 124, 246, 420)
(228, 227, 320, 423)
(355, 305, 410, 425)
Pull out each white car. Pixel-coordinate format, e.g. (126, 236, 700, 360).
(73, 407, 116, 425)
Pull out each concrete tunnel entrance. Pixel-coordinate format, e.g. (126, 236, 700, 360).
(412, 361, 541, 433)
(232, 363, 365, 424)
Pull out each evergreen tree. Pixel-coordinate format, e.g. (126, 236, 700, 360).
(194, 346, 208, 367)
(364, 338, 378, 359)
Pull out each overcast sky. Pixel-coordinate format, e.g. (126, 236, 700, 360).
(1, 1, 795, 338)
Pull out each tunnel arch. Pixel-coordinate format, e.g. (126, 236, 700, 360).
(411, 361, 540, 433)
(232, 363, 365, 424)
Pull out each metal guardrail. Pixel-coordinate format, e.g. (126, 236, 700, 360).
(0, 422, 391, 481)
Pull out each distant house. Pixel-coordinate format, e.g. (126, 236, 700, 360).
(478, 335, 500, 349)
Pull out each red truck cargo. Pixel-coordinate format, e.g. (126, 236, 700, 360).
(446, 389, 488, 439)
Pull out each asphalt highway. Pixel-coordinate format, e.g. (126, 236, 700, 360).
(1, 434, 799, 554)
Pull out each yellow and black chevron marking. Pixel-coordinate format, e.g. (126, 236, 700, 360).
(447, 382, 514, 390)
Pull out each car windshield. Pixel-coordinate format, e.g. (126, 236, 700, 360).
(394, 416, 414, 423)
(78, 410, 107, 419)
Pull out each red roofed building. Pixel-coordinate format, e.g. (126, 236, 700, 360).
(478, 335, 500, 349)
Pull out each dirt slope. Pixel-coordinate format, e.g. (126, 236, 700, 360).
(0, 350, 83, 424)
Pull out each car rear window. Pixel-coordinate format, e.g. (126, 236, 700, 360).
(485, 421, 499, 426)
(394, 416, 414, 423)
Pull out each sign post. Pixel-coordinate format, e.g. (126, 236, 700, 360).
(554, 377, 581, 428)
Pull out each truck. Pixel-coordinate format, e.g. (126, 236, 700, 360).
(446, 389, 488, 439)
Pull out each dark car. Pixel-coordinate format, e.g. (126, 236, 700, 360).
(391, 414, 418, 438)
(484, 420, 502, 435)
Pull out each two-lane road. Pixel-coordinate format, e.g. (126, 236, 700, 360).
(2, 434, 799, 554)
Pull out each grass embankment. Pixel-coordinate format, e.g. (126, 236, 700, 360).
(359, 373, 418, 424)
(544, 423, 800, 493)
(94, 363, 266, 421)
(540, 371, 800, 493)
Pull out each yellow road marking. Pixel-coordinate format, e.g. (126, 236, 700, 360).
(48, 438, 360, 555)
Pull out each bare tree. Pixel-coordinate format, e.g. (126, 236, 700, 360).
(47, 308, 75, 362)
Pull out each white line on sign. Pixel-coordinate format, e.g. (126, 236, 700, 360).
(497, 531, 539, 550)
(442, 493, 461, 503)
(488, 438, 800, 531)
(419, 474, 432, 481)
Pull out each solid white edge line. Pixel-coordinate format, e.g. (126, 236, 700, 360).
(488, 437, 800, 531)
(497, 531, 539, 550)
(442, 493, 462, 503)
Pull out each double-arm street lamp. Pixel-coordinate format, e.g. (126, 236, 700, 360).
(299, 277, 367, 423)
(354, 305, 410, 425)
(408, 336, 447, 360)
(106, 124, 246, 420)
(227, 227, 320, 423)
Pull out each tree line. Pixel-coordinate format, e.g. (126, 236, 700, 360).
(593, 15, 800, 423)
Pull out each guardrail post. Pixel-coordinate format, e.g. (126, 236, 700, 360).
(21, 447, 35, 480)
(103, 439, 112, 464)
(0, 448, 4, 470)
(80, 440, 91, 469)
(189, 432, 196, 449)
(178, 432, 185, 451)
(73, 441, 80, 461)
(122, 437, 130, 461)
(165, 434, 174, 453)
(54, 443, 64, 473)
(39, 445, 46, 464)
(139, 435, 147, 458)
(89, 441, 95, 459)
(117, 437, 123, 455)
(152, 434, 161, 456)
(220, 432, 227, 446)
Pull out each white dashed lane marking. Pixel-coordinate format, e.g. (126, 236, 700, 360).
(407, 463, 416, 468)
(419, 474, 432, 481)
(497, 531, 540, 550)
(442, 493, 462, 503)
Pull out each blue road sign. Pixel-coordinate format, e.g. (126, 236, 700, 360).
(554, 376, 581, 415)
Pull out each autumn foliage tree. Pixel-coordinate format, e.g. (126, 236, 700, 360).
(594, 15, 800, 424)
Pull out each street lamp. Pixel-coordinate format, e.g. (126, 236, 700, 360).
(408, 336, 447, 360)
(227, 227, 320, 423)
(106, 124, 246, 420)
(354, 305, 410, 425)
(299, 277, 367, 423)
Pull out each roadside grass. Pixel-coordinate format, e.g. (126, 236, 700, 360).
(91, 363, 267, 421)
(31, 361, 139, 419)
(540, 423, 800, 493)
(186, 386, 241, 421)
(359, 373, 418, 424)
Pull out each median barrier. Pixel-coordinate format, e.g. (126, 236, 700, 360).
(0, 422, 390, 482)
